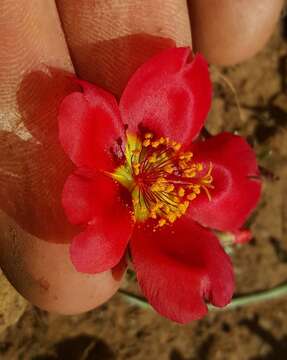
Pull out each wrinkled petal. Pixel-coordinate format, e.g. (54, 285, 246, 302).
(119, 48, 212, 146)
(130, 218, 234, 323)
(58, 80, 124, 171)
(62, 171, 133, 273)
(187, 132, 261, 231)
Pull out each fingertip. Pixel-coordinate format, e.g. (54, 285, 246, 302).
(188, 0, 284, 65)
(0, 225, 123, 315)
(56, 0, 191, 96)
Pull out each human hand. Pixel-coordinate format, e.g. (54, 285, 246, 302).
(0, 0, 283, 314)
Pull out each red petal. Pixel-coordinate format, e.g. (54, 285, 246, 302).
(130, 218, 234, 323)
(188, 132, 262, 231)
(70, 218, 131, 274)
(58, 80, 124, 171)
(119, 48, 212, 146)
(62, 171, 133, 273)
(62, 170, 124, 225)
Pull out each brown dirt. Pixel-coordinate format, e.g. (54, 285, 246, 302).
(0, 19, 287, 360)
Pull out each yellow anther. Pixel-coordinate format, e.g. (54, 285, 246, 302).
(179, 201, 189, 214)
(178, 205, 186, 215)
(151, 202, 163, 212)
(148, 154, 157, 163)
(179, 151, 193, 161)
(202, 175, 213, 185)
(187, 193, 196, 201)
(143, 139, 151, 147)
(173, 196, 180, 204)
(185, 152, 193, 160)
(145, 133, 153, 139)
(197, 163, 203, 171)
(133, 163, 140, 175)
(167, 213, 177, 223)
(163, 205, 171, 214)
(164, 164, 174, 174)
(151, 183, 161, 192)
(152, 141, 160, 148)
(150, 211, 157, 219)
(193, 185, 201, 194)
(183, 170, 196, 178)
(166, 184, 175, 193)
(179, 160, 188, 170)
(158, 154, 168, 163)
(159, 137, 166, 144)
(158, 218, 167, 227)
(178, 187, 185, 197)
(172, 143, 181, 151)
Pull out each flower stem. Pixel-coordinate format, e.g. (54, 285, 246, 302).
(119, 281, 287, 312)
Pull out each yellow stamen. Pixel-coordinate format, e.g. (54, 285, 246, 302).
(183, 169, 196, 178)
(167, 213, 177, 223)
(158, 218, 167, 227)
(179, 160, 188, 170)
(197, 163, 203, 171)
(148, 154, 157, 163)
(166, 184, 175, 193)
(187, 193, 197, 201)
(111, 132, 215, 229)
(193, 185, 201, 194)
(152, 140, 160, 148)
(178, 187, 185, 197)
(143, 139, 151, 147)
(164, 164, 174, 174)
(133, 163, 140, 175)
(145, 133, 153, 139)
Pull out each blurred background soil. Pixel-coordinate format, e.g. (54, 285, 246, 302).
(0, 17, 287, 360)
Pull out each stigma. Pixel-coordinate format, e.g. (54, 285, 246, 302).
(112, 133, 214, 228)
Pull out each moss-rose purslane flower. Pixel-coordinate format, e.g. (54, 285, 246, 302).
(58, 48, 261, 323)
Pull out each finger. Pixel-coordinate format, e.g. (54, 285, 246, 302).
(188, 0, 284, 65)
(0, 0, 121, 314)
(56, 0, 192, 96)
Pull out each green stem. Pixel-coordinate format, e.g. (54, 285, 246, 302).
(119, 281, 287, 312)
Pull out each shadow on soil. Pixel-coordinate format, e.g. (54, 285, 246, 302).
(240, 315, 287, 360)
(33, 334, 115, 360)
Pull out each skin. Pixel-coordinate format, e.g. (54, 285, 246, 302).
(188, 0, 284, 65)
(0, 0, 283, 314)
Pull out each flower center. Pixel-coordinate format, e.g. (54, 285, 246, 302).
(112, 133, 214, 228)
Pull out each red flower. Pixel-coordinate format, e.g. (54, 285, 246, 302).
(58, 48, 261, 323)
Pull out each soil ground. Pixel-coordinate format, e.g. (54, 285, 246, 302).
(0, 18, 287, 360)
